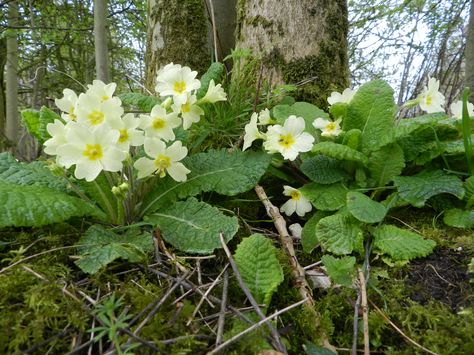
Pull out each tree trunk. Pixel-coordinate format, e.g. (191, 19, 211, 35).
(0, 37, 6, 143)
(94, 0, 110, 82)
(235, 0, 349, 108)
(5, 0, 19, 145)
(206, 0, 237, 62)
(145, 0, 210, 91)
(465, 0, 474, 102)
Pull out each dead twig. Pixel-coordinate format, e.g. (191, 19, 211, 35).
(215, 269, 229, 346)
(369, 300, 439, 355)
(359, 271, 370, 355)
(207, 298, 308, 355)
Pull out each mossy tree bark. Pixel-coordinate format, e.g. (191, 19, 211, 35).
(94, 0, 110, 83)
(465, 0, 474, 102)
(236, 0, 349, 108)
(145, 0, 210, 91)
(5, 0, 19, 144)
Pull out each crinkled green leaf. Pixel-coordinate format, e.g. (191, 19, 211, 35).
(304, 341, 337, 355)
(273, 101, 328, 137)
(21, 106, 60, 143)
(300, 155, 350, 184)
(321, 255, 356, 287)
(312, 142, 369, 166)
(393, 170, 464, 207)
(301, 211, 331, 253)
(196, 62, 225, 98)
(300, 182, 348, 211)
(346, 191, 386, 223)
(443, 208, 474, 229)
(342, 129, 361, 150)
(119, 92, 161, 112)
(367, 143, 405, 187)
(141, 149, 271, 215)
(316, 212, 364, 255)
(75, 225, 153, 274)
(464, 176, 474, 202)
(234, 234, 284, 305)
(0, 152, 68, 192)
(372, 225, 436, 261)
(145, 198, 238, 254)
(0, 181, 104, 227)
(345, 80, 396, 153)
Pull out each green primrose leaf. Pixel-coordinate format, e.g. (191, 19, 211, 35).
(321, 254, 356, 287)
(301, 210, 331, 253)
(393, 170, 464, 207)
(300, 182, 348, 211)
(234, 234, 284, 306)
(75, 225, 153, 274)
(145, 198, 239, 254)
(300, 155, 350, 184)
(367, 143, 405, 187)
(21, 106, 60, 144)
(346, 191, 387, 223)
(372, 225, 436, 261)
(196, 62, 225, 98)
(119, 92, 161, 112)
(312, 141, 369, 166)
(316, 212, 364, 255)
(443, 208, 474, 229)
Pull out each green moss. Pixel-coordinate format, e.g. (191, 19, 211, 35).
(246, 15, 273, 28)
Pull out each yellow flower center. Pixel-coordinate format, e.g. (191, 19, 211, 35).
(173, 81, 186, 94)
(69, 106, 77, 121)
(152, 118, 166, 129)
(326, 122, 337, 132)
(118, 129, 129, 143)
(101, 95, 110, 102)
(426, 95, 432, 106)
(154, 154, 171, 177)
(88, 110, 105, 125)
(83, 144, 103, 160)
(181, 102, 191, 113)
(278, 134, 295, 148)
(289, 190, 301, 201)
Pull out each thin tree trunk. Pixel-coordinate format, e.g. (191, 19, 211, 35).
(235, 0, 349, 108)
(5, 0, 19, 145)
(0, 37, 7, 144)
(94, 0, 110, 82)
(145, 0, 210, 91)
(465, 0, 474, 101)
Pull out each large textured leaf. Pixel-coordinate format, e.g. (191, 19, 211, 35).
(372, 225, 436, 261)
(300, 155, 350, 184)
(367, 143, 405, 187)
(345, 80, 396, 153)
(75, 225, 153, 274)
(273, 101, 328, 137)
(196, 62, 225, 98)
(234, 234, 284, 305)
(119, 92, 161, 112)
(301, 211, 331, 253)
(393, 170, 464, 207)
(0, 181, 104, 227)
(141, 149, 271, 215)
(443, 208, 474, 228)
(321, 255, 356, 287)
(145, 198, 239, 254)
(346, 191, 387, 223)
(300, 182, 348, 211)
(316, 212, 364, 255)
(21, 106, 59, 143)
(312, 142, 369, 166)
(0, 152, 68, 192)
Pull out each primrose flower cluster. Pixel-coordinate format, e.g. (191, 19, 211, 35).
(44, 63, 227, 182)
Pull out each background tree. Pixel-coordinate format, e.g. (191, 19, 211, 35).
(94, 0, 111, 82)
(5, 0, 19, 145)
(465, 0, 474, 101)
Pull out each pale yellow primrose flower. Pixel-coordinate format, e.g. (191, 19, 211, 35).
(155, 64, 201, 106)
(312, 117, 342, 137)
(75, 92, 123, 128)
(56, 122, 126, 182)
(85, 80, 119, 103)
(108, 113, 145, 151)
(242, 113, 266, 151)
(258, 108, 272, 125)
(55, 88, 78, 122)
(288, 223, 303, 239)
(44, 119, 69, 156)
(450, 100, 474, 120)
(140, 104, 181, 141)
(171, 93, 204, 130)
(280, 186, 312, 217)
(327, 88, 355, 106)
(134, 138, 190, 181)
(200, 79, 227, 103)
(417, 77, 445, 113)
(263, 115, 314, 161)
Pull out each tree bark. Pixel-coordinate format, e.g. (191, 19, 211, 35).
(465, 0, 474, 102)
(5, 0, 19, 144)
(207, 0, 237, 62)
(235, 0, 349, 108)
(0, 37, 6, 142)
(145, 0, 210, 91)
(94, 0, 110, 82)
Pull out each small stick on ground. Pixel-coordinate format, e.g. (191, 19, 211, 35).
(352, 292, 361, 355)
(254, 185, 313, 306)
(154, 228, 188, 272)
(369, 300, 439, 355)
(215, 269, 229, 346)
(359, 271, 370, 355)
(220, 233, 288, 355)
(208, 297, 308, 355)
